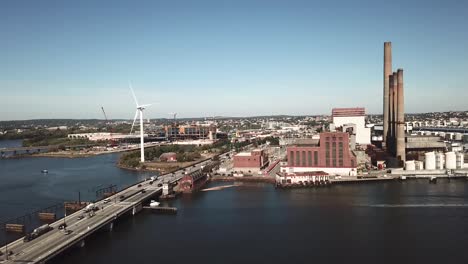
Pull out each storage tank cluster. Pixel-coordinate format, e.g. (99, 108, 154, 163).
(405, 160, 427, 171)
(419, 151, 465, 170)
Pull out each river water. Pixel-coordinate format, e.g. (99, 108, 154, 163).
(1, 140, 468, 263)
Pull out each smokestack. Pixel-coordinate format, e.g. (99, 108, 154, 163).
(388, 74, 394, 151)
(383, 42, 392, 146)
(392, 72, 398, 155)
(396, 69, 405, 162)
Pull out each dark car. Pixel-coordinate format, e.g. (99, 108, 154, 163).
(58, 223, 67, 230)
(138, 184, 142, 187)
(157, 183, 163, 187)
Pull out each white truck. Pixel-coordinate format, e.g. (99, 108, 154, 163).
(84, 203, 96, 212)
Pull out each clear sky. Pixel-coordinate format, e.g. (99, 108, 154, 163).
(1, 0, 467, 120)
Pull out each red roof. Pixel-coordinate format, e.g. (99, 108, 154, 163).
(332, 107, 366, 117)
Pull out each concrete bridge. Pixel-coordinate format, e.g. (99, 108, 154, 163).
(0, 158, 215, 264)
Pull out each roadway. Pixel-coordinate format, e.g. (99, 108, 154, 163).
(0, 157, 217, 264)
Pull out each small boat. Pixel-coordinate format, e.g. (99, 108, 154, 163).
(149, 200, 160, 207)
(429, 176, 437, 183)
(41, 169, 48, 174)
(400, 176, 406, 180)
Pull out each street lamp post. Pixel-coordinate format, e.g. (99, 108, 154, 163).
(4, 224, 8, 261)
(63, 206, 67, 230)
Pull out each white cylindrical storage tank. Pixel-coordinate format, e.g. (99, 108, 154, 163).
(455, 133, 463, 141)
(431, 132, 438, 136)
(371, 136, 378, 141)
(435, 152, 445, 169)
(415, 161, 424, 170)
(456, 153, 464, 169)
(445, 152, 456, 169)
(425, 131, 432, 136)
(425, 152, 436, 170)
(405, 160, 416, 171)
(439, 132, 446, 138)
(377, 136, 383, 141)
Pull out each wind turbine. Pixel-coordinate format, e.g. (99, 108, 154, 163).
(129, 83, 151, 163)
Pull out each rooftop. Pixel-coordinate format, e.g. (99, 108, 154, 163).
(292, 138, 319, 146)
(277, 171, 329, 177)
(235, 152, 252, 157)
(332, 107, 366, 117)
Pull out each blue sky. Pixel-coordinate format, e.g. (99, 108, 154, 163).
(1, 0, 467, 120)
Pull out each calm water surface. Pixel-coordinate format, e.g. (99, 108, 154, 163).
(1, 140, 468, 264)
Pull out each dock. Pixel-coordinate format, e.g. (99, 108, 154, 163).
(143, 206, 177, 214)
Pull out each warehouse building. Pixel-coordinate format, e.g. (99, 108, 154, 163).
(281, 132, 357, 176)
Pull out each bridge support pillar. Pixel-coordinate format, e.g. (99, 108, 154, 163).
(132, 203, 142, 216)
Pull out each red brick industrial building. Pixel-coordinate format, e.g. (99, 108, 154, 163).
(233, 149, 269, 174)
(282, 132, 357, 176)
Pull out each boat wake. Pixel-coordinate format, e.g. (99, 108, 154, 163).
(200, 185, 237, 192)
(359, 204, 468, 208)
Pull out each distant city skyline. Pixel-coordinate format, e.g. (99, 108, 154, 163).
(1, 0, 468, 121)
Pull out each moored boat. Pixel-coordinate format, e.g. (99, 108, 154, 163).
(149, 200, 160, 207)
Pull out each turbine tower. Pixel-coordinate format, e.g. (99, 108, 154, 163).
(129, 83, 151, 163)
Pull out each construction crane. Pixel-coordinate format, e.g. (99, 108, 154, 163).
(101, 106, 116, 146)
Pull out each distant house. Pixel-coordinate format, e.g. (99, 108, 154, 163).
(159, 152, 177, 162)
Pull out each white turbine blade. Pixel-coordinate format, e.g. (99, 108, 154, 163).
(129, 81, 139, 107)
(139, 104, 152, 108)
(130, 110, 139, 134)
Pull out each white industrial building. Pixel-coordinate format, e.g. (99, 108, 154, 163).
(332, 107, 371, 145)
